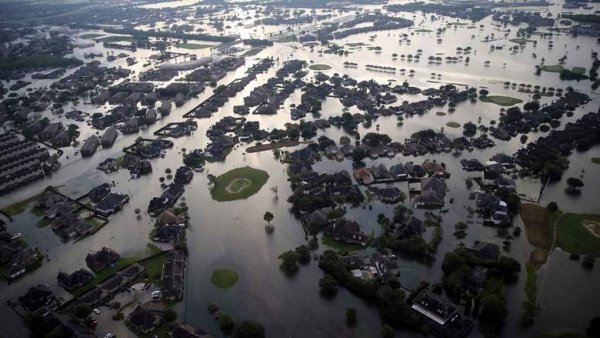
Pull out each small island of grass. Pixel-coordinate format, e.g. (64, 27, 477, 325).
(211, 269, 239, 289)
(591, 157, 600, 164)
(309, 64, 332, 71)
(480, 95, 523, 106)
(274, 35, 298, 43)
(446, 121, 461, 128)
(509, 38, 536, 44)
(210, 166, 269, 201)
(80, 33, 104, 39)
(556, 213, 600, 257)
(176, 43, 212, 50)
(540, 64, 564, 73)
(345, 42, 367, 47)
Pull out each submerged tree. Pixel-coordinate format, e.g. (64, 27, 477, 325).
(264, 211, 274, 233)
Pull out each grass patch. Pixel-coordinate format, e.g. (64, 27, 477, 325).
(242, 48, 263, 57)
(0, 55, 82, 71)
(556, 213, 600, 257)
(274, 35, 298, 43)
(345, 42, 367, 47)
(446, 121, 461, 128)
(509, 38, 536, 44)
(97, 35, 135, 43)
(540, 64, 564, 73)
(322, 235, 365, 252)
(36, 218, 52, 228)
(80, 33, 104, 39)
(72, 257, 138, 297)
(436, 111, 446, 116)
(524, 263, 538, 301)
(175, 43, 212, 50)
(309, 64, 332, 71)
(520, 203, 561, 251)
(414, 29, 433, 33)
(480, 95, 523, 106)
(210, 166, 269, 202)
(141, 253, 166, 284)
(571, 67, 586, 75)
(591, 157, 600, 164)
(210, 269, 239, 289)
(1, 194, 40, 217)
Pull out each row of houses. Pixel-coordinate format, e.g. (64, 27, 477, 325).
(184, 58, 273, 119)
(0, 133, 50, 194)
(76, 262, 145, 307)
(0, 230, 42, 280)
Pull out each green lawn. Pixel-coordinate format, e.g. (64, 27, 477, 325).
(322, 235, 366, 252)
(141, 253, 166, 284)
(541, 65, 564, 73)
(509, 38, 536, 44)
(480, 95, 523, 106)
(345, 42, 367, 47)
(210, 166, 269, 202)
(80, 33, 104, 39)
(446, 121, 461, 128)
(591, 157, 600, 165)
(274, 35, 298, 43)
(524, 263, 538, 301)
(97, 35, 135, 43)
(72, 257, 138, 296)
(520, 203, 562, 251)
(571, 67, 586, 75)
(210, 269, 239, 289)
(1, 194, 40, 216)
(414, 29, 433, 33)
(0, 55, 83, 71)
(309, 64, 332, 71)
(242, 48, 263, 57)
(556, 213, 600, 257)
(176, 43, 212, 50)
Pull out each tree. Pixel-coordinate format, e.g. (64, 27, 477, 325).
(232, 320, 266, 338)
(295, 245, 311, 265)
(463, 121, 477, 137)
(25, 314, 56, 338)
(480, 295, 508, 332)
(441, 251, 466, 275)
(278, 250, 299, 275)
(264, 211, 274, 234)
(72, 303, 92, 320)
(352, 147, 367, 162)
(583, 255, 596, 269)
(263, 211, 274, 226)
(587, 317, 600, 338)
(164, 309, 177, 322)
(523, 101, 540, 112)
(479, 295, 508, 328)
(217, 313, 235, 335)
(382, 325, 395, 338)
(319, 274, 338, 298)
(346, 308, 357, 327)
(566, 177, 584, 191)
(546, 202, 559, 213)
(496, 256, 521, 282)
(207, 303, 219, 314)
